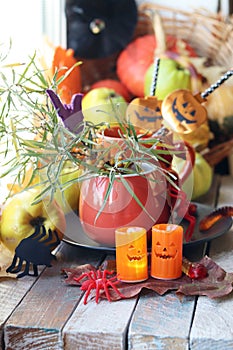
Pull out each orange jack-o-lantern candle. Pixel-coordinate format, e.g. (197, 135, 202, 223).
(115, 226, 148, 282)
(126, 96, 163, 132)
(151, 224, 183, 280)
(161, 90, 207, 134)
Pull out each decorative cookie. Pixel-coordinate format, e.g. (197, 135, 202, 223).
(126, 57, 163, 132)
(126, 96, 163, 131)
(162, 69, 233, 134)
(161, 90, 207, 134)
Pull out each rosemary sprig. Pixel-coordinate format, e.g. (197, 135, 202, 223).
(0, 46, 180, 223)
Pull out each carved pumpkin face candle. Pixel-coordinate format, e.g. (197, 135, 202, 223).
(115, 226, 148, 282)
(151, 224, 183, 279)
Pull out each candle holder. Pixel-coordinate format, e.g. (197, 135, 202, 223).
(151, 224, 183, 280)
(115, 226, 148, 282)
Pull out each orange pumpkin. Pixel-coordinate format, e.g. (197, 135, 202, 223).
(52, 46, 82, 104)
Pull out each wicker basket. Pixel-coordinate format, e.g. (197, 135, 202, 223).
(136, 3, 233, 68)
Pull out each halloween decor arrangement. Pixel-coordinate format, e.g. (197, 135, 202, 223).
(1, 4, 233, 283)
(65, 0, 138, 59)
(115, 226, 148, 282)
(0, 44, 198, 279)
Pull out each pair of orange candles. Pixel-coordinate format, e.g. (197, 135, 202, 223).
(115, 224, 183, 282)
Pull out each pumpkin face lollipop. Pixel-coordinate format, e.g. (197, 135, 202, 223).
(126, 57, 163, 132)
(126, 96, 163, 131)
(162, 69, 233, 134)
(161, 90, 207, 134)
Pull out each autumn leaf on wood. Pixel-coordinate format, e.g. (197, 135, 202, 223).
(61, 263, 97, 285)
(177, 255, 233, 298)
(62, 256, 233, 302)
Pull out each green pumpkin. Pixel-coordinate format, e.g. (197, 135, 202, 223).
(173, 152, 213, 200)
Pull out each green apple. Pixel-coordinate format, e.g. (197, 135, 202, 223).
(173, 152, 213, 200)
(144, 58, 191, 100)
(53, 164, 82, 215)
(7, 163, 81, 216)
(39, 161, 82, 215)
(82, 87, 127, 125)
(0, 188, 66, 252)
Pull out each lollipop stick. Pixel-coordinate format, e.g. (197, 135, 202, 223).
(150, 57, 160, 96)
(201, 69, 233, 99)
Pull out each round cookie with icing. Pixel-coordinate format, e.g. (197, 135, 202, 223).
(161, 89, 207, 134)
(126, 96, 163, 132)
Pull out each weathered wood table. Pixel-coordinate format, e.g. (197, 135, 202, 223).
(0, 175, 232, 350)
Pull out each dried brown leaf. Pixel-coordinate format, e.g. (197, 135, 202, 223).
(63, 256, 233, 302)
(177, 256, 233, 298)
(62, 264, 97, 285)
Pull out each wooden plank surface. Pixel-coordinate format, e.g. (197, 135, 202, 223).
(3, 244, 106, 350)
(128, 291, 194, 350)
(63, 294, 137, 350)
(0, 275, 39, 349)
(63, 253, 137, 350)
(0, 245, 44, 350)
(190, 175, 233, 350)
